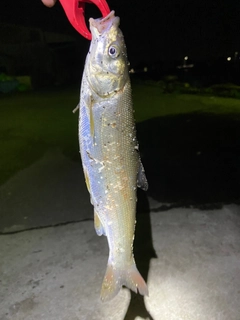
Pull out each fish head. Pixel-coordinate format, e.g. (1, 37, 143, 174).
(86, 11, 129, 97)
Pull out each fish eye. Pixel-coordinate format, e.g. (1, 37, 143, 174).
(108, 45, 119, 58)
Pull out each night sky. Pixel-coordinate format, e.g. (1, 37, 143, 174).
(1, 0, 240, 64)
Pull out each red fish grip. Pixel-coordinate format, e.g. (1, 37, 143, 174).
(59, 0, 111, 39)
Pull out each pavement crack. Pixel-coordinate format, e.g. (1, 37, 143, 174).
(0, 218, 93, 235)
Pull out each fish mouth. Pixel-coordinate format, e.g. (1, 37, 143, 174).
(89, 10, 120, 37)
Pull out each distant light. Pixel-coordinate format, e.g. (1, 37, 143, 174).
(177, 63, 194, 69)
(144, 67, 148, 72)
(227, 57, 231, 61)
(184, 56, 188, 61)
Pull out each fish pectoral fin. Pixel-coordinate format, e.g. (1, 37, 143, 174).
(94, 211, 106, 236)
(84, 94, 95, 141)
(137, 161, 148, 191)
(89, 102, 95, 138)
(86, 95, 95, 140)
(72, 103, 79, 113)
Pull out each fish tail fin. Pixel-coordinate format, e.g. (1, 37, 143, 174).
(100, 263, 122, 302)
(124, 263, 149, 297)
(100, 261, 148, 302)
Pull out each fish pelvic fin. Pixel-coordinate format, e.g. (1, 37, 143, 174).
(100, 260, 148, 302)
(137, 161, 148, 191)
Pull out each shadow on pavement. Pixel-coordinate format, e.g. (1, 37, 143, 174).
(137, 112, 240, 208)
(123, 112, 240, 318)
(123, 189, 157, 320)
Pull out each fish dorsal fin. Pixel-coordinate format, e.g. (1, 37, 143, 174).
(137, 161, 148, 191)
(94, 211, 106, 236)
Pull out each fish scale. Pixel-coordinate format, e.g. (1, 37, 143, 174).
(78, 10, 148, 301)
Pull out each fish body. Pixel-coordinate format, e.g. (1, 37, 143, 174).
(79, 11, 148, 301)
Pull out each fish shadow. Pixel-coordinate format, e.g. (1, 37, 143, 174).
(137, 112, 240, 208)
(123, 111, 240, 319)
(123, 189, 157, 320)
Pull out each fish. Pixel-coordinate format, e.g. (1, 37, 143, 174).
(78, 10, 148, 302)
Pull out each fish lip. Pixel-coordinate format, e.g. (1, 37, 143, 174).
(89, 10, 119, 37)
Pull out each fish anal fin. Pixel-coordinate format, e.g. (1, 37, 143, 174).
(137, 161, 148, 191)
(94, 211, 106, 236)
(83, 168, 90, 193)
(100, 260, 148, 302)
(83, 168, 94, 205)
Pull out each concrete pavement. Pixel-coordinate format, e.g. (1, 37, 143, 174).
(0, 150, 240, 319)
(0, 150, 91, 234)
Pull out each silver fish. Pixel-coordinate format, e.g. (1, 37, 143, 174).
(79, 10, 148, 301)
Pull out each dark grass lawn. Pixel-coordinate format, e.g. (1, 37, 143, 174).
(0, 86, 80, 186)
(1, 82, 240, 205)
